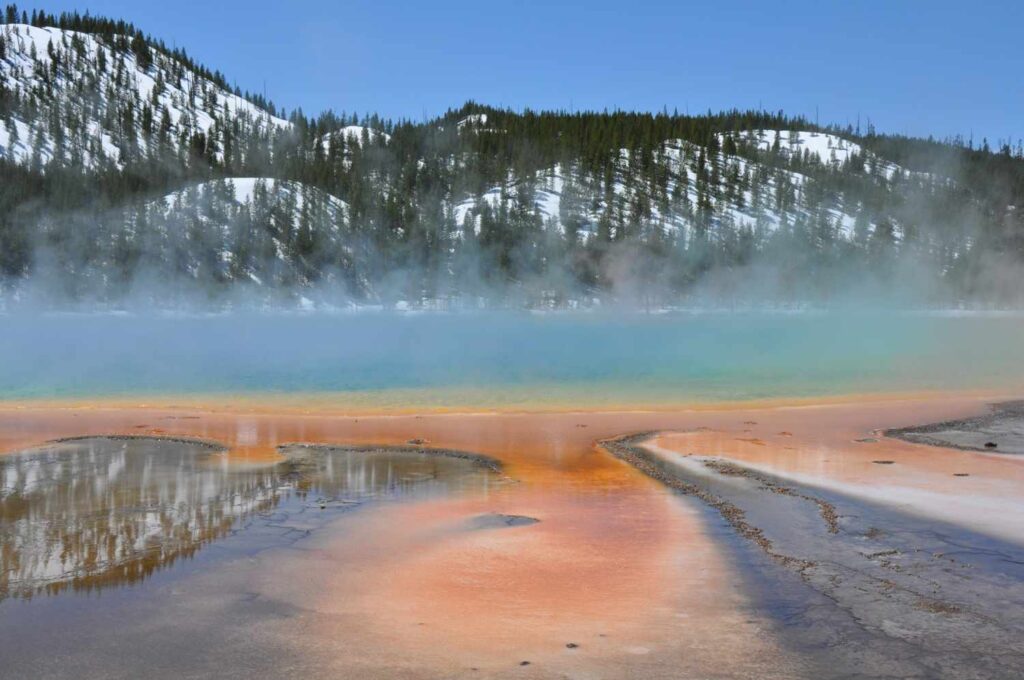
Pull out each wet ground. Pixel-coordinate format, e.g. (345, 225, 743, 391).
(0, 395, 1021, 678)
(0, 437, 497, 601)
(0, 438, 506, 678)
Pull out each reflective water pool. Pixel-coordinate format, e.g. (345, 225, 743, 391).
(0, 437, 497, 600)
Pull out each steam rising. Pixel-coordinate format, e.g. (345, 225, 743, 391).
(3, 129, 1022, 313)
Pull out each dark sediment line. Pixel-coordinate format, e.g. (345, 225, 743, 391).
(601, 432, 1024, 680)
(49, 434, 228, 452)
(276, 442, 504, 473)
(886, 399, 1024, 455)
(700, 457, 840, 535)
(600, 432, 812, 569)
(45, 437, 507, 472)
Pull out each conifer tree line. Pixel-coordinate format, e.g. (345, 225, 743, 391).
(1, 4, 1023, 308)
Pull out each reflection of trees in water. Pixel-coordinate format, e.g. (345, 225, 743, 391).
(0, 439, 281, 600)
(0, 439, 493, 600)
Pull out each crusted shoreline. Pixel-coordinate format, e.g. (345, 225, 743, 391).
(885, 399, 1024, 454)
(276, 442, 504, 473)
(600, 432, 814, 569)
(48, 433, 229, 452)
(601, 430, 1024, 679)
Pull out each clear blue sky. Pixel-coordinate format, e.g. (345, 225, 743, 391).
(19, 0, 1024, 143)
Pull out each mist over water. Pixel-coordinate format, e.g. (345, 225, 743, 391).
(2, 311, 1023, 405)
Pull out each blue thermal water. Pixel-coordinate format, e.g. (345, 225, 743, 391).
(1, 312, 1022, 405)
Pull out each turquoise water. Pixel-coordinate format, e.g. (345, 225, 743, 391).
(1, 312, 1023, 406)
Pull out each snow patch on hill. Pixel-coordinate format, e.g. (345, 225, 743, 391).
(454, 170, 565, 233)
(731, 130, 863, 165)
(160, 177, 349, 218)
(458, 113, 489, 128)
(319, 125, 390, 153)
(719, 130, 925, 181)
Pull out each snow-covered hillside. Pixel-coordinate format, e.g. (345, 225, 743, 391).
(1, 14, 1000, 307)
(0, 24, 288, 169)
(123, 177, 362, 293)
(159, 175, 349, 242)
(451, 131, 924, 245)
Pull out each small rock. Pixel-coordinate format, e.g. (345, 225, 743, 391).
(467, 513, 540, 530)
(953, 473, 970, 477)
(872, 460, 895, 465)
(566, 642, 579, 649)
(984, 441, 998, 449)
(407, 438, 427, 445)
(519, 661, 531, 666)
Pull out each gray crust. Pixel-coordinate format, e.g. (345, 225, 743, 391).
(886, 400, 1024, 455)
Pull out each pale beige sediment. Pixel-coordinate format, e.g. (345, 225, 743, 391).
(650, 399, 1024, 544)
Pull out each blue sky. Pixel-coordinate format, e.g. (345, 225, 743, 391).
(19, 0, 1024, 143)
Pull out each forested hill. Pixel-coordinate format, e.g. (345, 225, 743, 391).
(2, 4, 1024, 309)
